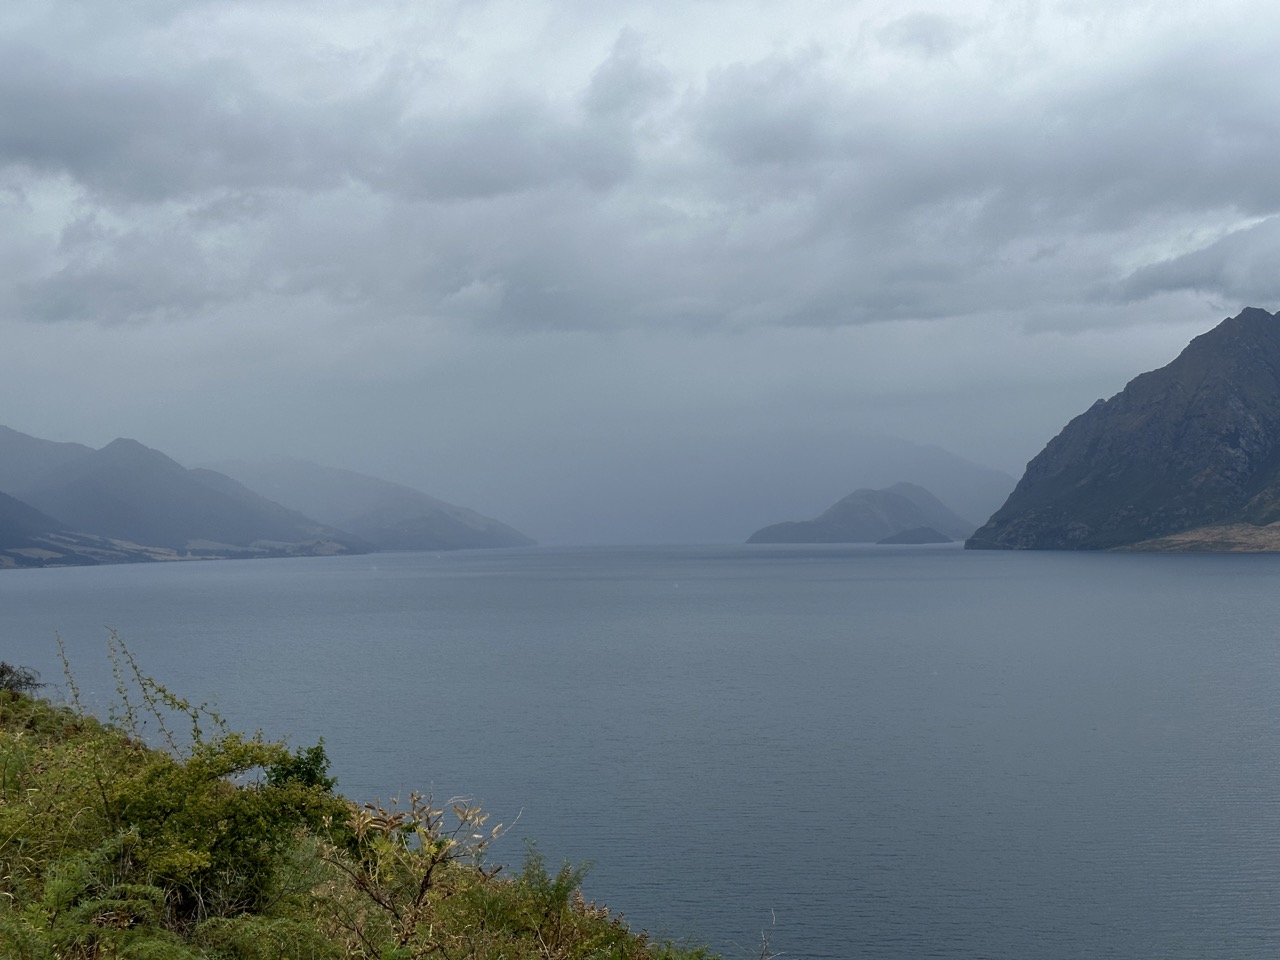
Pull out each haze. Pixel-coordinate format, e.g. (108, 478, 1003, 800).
(1, 0, 1274, 544)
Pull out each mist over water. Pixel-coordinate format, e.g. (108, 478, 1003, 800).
(6, 545, 1280, 959)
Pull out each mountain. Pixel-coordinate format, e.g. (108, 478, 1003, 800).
(0, 490, 68, 564)
(0, 425, 524, 563)
(18, 438, 360, 556)
(0, 490, 65, 543)
(0, 425, 94, 497)
(0, 489, 186, 568)
(209, 459, 535, 551)
(968, 306, 1280, 551)
(491, 431, 1016, 545)
(747, 482, 975, 544)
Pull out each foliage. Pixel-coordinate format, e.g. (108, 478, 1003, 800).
(0, 661, 43, 694)
(0, 640, 717, 960)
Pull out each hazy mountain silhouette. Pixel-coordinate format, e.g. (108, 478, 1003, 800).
(0, 425, 94, 497)
(19, 438, 360, 554)
(748, 481, 974, 544)
(210, 458, 535, 551)
(969, 307, 1280, 550)
(483, 431, 1016, 545)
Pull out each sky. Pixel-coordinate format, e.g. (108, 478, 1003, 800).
(1, 0, 1278, 543)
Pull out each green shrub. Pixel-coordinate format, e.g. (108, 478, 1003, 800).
(0, 641, 717, 960)
(0, 661, 42, 694)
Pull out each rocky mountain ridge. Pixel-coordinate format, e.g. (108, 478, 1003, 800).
(968, 306, 1280, 551)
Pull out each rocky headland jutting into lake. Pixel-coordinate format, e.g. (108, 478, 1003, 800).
(968, 306, 1280, 551)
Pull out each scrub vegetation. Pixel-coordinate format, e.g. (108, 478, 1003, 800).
(0, 638, 714, 959)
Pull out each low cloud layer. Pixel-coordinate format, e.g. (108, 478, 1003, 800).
(0, 0, 1275, 540)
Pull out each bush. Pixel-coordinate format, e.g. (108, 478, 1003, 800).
(0, 644, 717, 960)
(0, 661, 42, 693)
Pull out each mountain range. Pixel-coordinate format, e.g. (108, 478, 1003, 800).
(0, 421, 1016, 566)
(968, 306, 1280, 551)
(0, 426, 534, 568)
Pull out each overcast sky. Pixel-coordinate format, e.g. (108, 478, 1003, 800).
(1, 0, 1276, 542)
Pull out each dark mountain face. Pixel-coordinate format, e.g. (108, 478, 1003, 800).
(968, 307, 1280, 550)
(0, 491, 66, 545)
(0, 489, 181, 568)
(747, 481, 974, 544)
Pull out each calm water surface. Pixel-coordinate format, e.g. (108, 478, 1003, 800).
(4, 544, 1280, 959)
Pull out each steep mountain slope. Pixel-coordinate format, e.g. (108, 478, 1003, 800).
(20, 439, 359, 555)
(968, 306, 1280, 550)
(0, 490, 66, 549)
(747, 481, 974, 544)
(210, 459, 535, 551)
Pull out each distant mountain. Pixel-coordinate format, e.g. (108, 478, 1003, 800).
(0, 489, 182, 569)
(0, 425, 94, 497)
(480, 430, 1016, 545)
(815, 439, 1014, 527)
(0, 490, 66, 549)
(209, 459, 535, 551)
(968, 307, 1280, 551)
(748, 482, 975, 544)
(19, 438, 360, 556)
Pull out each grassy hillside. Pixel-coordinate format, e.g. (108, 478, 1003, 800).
(0, 645, 713, 960)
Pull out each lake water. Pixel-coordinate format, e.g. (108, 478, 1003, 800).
(4, 544, 1280, 959)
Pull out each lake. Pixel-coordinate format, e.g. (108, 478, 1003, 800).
(4, 544, 1280, 959)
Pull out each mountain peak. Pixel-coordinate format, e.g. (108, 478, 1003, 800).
(968, 306, 1280, 550)
(97, 437, 185, 469)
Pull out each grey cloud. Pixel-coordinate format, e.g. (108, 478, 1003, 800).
(6, 1, 1280, 339)
(693, 53, 839, 167)
(15, 210, 244, 323)
(1122, 216, 1280, 304)
(583, 29, 672, 119)
(878, 13, 966, 59)
(0, 42, 357, 201)
(372, 100, 637, 199)
(0, 34, 643, 210)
